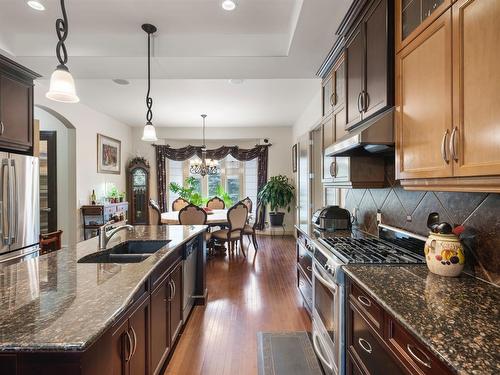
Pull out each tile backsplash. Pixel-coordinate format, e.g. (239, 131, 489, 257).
(339, 158, 499, 285)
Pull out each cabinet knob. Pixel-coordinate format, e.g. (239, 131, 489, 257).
(358, 338, 373, 354)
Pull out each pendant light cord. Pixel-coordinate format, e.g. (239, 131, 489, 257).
(55, 0, 69, 67)
(146, 31, 153, 124)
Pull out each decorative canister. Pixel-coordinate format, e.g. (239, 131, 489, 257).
(424, 233, 465, 277)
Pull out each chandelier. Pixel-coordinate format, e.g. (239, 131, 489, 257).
(189, 114, 220, 177)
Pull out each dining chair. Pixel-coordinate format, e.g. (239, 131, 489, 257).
(241, 196, 253, 214)
(211, 202, 248, 256)
(206, 196, 225, 209)
(149, 199, 163, 225)
(39, 230, 63, 255)
(243, 203, 264, 251)
(172, 197, 190, 211)
(178, 204, 212, 247)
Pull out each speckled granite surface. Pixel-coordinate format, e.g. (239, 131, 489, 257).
(344, 265, 500, 375)
(0, 225, 206, 352)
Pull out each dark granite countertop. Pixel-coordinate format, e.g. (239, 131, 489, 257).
(0, 225, 207, 352)
(343, 265, 500, 375)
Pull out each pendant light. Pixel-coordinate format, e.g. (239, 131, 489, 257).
(189, 114, 219, 177)
(46, 0, 79, 103)
(141, 24, 158, 142)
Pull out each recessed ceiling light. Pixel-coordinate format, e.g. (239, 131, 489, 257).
(27, 1, 45, 11)
(221, 0, 237, 11)
(229, 79, 245, 85)
(112, 78, 130, 85)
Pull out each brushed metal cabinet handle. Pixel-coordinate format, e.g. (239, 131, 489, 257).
(0, 121, 4, 135)
(441, 129, 450, 163)
(363, 91, 369, 112)
(168, 280, 173, 302)
(357, 92, 363, 113)
(329, 161, 337, 177)
(124, 329, 133, 362)
(358, 338, 373, 354)
(172, 279, 176, 300)
(450, 127, 459, 162)
(306, 266, 312, 272)
(330, 92, 336, 107)
(407, 344, 432, 368)
(130, 327, 137, 358)
(357, 295, 372, 307)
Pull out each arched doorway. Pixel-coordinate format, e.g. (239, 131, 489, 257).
(34, 105, 78, 247)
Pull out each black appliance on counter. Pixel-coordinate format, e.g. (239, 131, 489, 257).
(312, 206, 352, 232)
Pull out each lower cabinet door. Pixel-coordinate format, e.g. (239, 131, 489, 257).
(169, 262, 183, 344)
(129, 298, 150, 375)
(347, 351, 365, 375)
(151, 281, 170, 375)
(349, 304, 405, 375)
(111, 318, 130, 375)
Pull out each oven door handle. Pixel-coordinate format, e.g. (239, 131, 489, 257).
(312, 331, 334, 372)
(313, 262, 337, 293)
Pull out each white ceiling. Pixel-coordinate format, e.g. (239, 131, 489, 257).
(0, 0, 352, 127)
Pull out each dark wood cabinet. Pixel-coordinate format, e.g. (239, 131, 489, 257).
(150, 282, 170, 375)
(0, 55, 39, 154)
(111, 296, 150, 375)
(169, 261, 183, 344)
(345, 25, 365, 129)
(346, 276, 454, 375)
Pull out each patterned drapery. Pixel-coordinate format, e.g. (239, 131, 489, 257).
(154, 144, 269, 230)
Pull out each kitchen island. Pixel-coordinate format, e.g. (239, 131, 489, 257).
(0, 225, 207, 375)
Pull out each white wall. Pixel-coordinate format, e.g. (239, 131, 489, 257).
(34, 87, 133, 241)
(292, 88, 322, 140)
(35, 107, 76, 246)
(132, 126, 296, 232)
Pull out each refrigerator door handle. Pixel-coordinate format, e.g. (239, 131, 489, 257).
(1, 159, 9, 245)
(10, 159, 18, 244)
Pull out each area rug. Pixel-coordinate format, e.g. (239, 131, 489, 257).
(257, 331, 323, 375)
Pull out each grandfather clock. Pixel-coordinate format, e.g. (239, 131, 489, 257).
(127, 157, 150, 225)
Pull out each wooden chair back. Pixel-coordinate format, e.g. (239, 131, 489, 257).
(149, 199, 162, 225)
(178, 204, 207, 225)
(253, 203, 265, 230)
(227, 202, 248, 233)
(172, 197, 189, 211)
(39, 230, 63, 255)
(206, 196, 225, 209)
(241, 197, 253, 213)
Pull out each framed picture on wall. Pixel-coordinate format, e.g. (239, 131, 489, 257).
(292, 143, 297, 173)
(97, 134, 121, 174)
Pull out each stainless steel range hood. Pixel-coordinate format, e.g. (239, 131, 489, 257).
(325, 108, 394, 157)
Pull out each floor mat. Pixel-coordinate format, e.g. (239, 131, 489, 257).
(257, 331, 323, 375)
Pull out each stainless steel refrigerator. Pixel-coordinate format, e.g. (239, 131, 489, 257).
(0, 152, 39, 261)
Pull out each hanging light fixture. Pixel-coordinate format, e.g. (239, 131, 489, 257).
(141, 24, 158, 142)
(46, 0, 79, 103)
(190, 114, 220, 177)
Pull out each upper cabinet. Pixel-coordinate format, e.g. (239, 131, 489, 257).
(345, 0, 394, 130)
(396, 0, 500, 192)
(396, 0, 451, 52)
(0, 55, 40, 154)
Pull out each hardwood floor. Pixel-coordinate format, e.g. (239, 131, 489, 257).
(164, 235, 311, 375)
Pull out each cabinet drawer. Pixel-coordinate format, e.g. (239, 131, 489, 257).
(297, 242, 313, 281)
(386, 317, 453, 375)
(297, 268, 312, 312)
(350, 282, 384, 333)
(349, 304, 406, 375)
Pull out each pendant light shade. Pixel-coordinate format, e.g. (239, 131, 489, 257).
(141, 24, 158, 142)
(46, 0, 79, 103)
(46, 65, 79, 103)
(142, 122, 158, 142)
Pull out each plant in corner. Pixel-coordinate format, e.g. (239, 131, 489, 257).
(257, 175, 295, 227)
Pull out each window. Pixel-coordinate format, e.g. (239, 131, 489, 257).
(166, 154, 258, 209)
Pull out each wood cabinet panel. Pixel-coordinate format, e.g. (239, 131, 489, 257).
(322, 73, 334, 118)
(0, 74, 33, 151)
(150, 281, 170, 375)
(169, 262, 183, 344)
(451, 0, 500, 177)
(364, 0, 390, 118)
(111, 318, 130, 375)
(346, 26, 365, 129)
(396, 10, 453, 179)
(129, 299, 149, 375)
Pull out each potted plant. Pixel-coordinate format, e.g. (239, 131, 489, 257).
(257, 175, 295, 226)
(169, 177, 207, 207)
(119, 192, 126, 202)
(108, 186, 119, 203)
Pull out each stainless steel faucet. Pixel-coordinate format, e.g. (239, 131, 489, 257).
(98, 221, 134, 250)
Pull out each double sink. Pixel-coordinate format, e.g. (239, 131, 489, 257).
(78, 240, 171, 264)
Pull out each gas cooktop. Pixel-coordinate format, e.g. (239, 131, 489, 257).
(317, 224, 426, 264)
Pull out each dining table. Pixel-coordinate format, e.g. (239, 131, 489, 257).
(161, 209, 229, 226)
